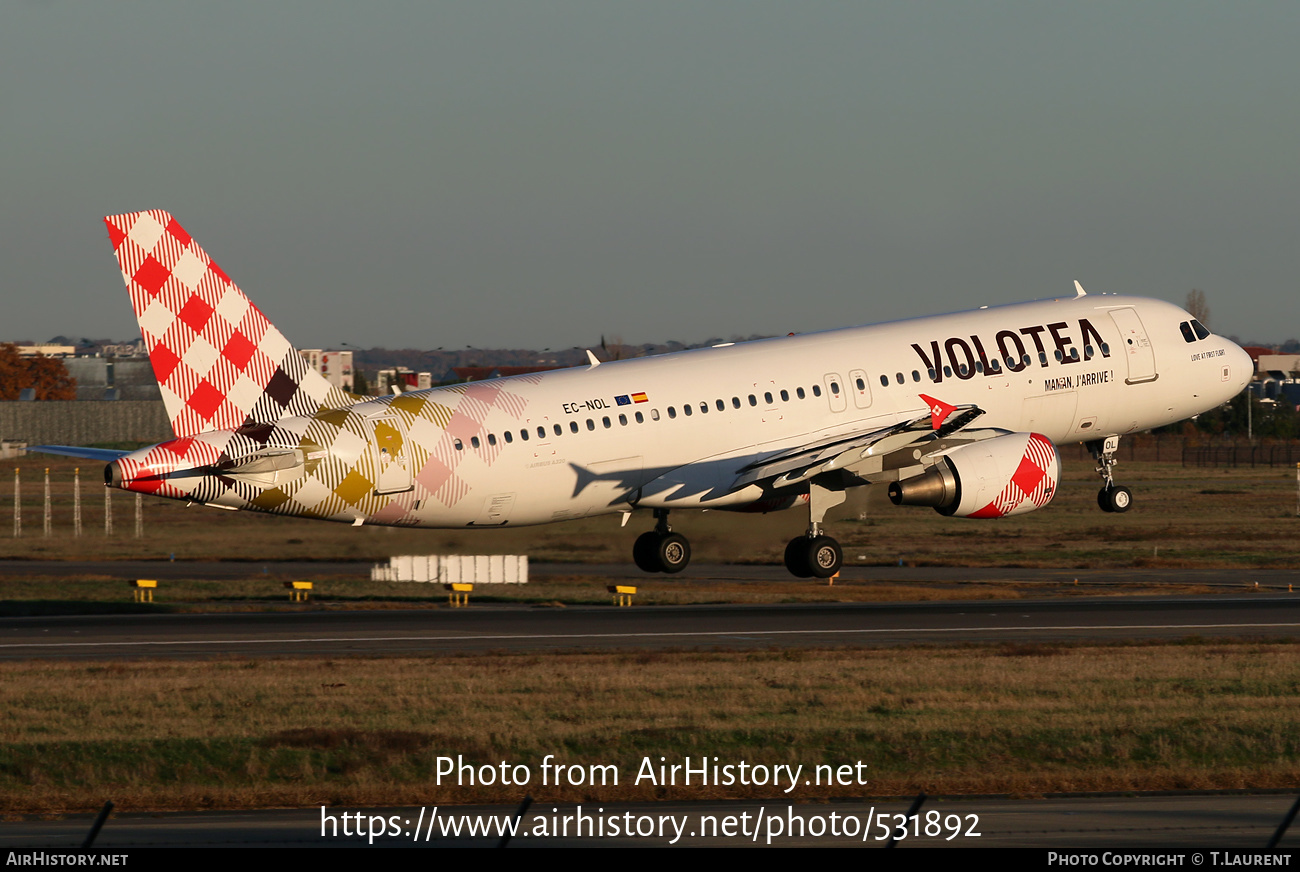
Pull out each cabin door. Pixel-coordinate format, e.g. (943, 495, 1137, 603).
(368, 414, 413, 495)
(1109, 308, 1158, 384)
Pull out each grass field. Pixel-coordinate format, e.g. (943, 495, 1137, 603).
(3, 641, 1298, 813)
(2, 456, 1298, 570)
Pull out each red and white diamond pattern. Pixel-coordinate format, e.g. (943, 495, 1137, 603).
(968, 433, 1059, 519)
(105, 210, 349, 438)
(114, 432, 229, 500)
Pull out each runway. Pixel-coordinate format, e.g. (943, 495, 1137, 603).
(2, 593, 1297, 660)
(2, 559, 1299, 588)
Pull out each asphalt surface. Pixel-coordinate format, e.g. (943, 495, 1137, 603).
(2, 593, 1298, 660)
(3, 558, 1300, 586)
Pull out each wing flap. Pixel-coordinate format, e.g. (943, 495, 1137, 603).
(731, 403, 986, 492)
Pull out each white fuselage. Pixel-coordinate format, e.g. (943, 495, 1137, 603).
(115, 293, 1251, 529)
(318, 293, 1250, 527)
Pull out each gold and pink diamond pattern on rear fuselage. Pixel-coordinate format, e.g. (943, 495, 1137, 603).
(111, 378, 539, 527)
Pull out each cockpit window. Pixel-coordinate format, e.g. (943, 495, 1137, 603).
(1191, 319, 1210, 340)
(1180, 321, 1195, 343)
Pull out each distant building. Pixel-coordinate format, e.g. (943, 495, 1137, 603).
(62, 358, 162, 401)
(300, 349, 354, 391)
(100, 341, 147, 358)
(377, 368, 431, 393)
(1257, 355, 1300, 380)
(14, 344, 75, 358)
(1242, 346, 1275, 366)
(1253, 354, 1300, 407)
(451, 365, 565, 382)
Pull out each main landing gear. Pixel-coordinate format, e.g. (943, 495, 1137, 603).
(1089, 435, 1133, 514)
(783, 532, 843, 579)
(633, 477, 848, 579)
(783, 475, 845, 579)
(633, 509, 692, 573)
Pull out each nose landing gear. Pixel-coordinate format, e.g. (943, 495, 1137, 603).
(1089, 436, 1134, 514)
(1097, 483, 1133, 513)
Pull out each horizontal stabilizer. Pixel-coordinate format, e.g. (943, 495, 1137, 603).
(206, 448, 306, 487)
(27, 445, 130, 461)
(216, 449, 303, 476)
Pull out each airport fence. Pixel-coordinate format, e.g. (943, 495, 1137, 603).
(1061, 435, 1300, 468)
(1179, 441, 1300, 469)
(0, 400, 171, 446)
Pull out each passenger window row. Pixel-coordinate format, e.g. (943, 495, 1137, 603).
(448, 343, 1115, 451)
(450, 380, 841, 450)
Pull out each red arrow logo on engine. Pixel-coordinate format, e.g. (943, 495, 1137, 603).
(919, 394, 957, 430)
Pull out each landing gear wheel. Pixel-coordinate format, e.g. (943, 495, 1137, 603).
(806, 535, 843, 579)
(784, 537, 813, 578)
(1089, 437, 1128, 514)
(633, 532, 662, 573)
(1100, 485, 1133, 514)
(655, 532, 691, 574)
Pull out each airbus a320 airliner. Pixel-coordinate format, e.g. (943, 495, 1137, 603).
(34, 211, 1253, 578)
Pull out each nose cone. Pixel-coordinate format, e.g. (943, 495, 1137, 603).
(1213, 337, 1256, 406)
(1233, 342, 1254, 389)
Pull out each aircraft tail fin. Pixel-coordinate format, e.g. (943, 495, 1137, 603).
(104, 210, 354, 438)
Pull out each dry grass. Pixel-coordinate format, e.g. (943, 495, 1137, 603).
(3, 641, 1299, 812)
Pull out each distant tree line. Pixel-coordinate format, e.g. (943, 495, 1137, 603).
(1161, 391, 1298, 440)
(0, 344, 76, 401)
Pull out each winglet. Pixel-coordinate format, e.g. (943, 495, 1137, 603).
(919, 394, 957, 430)
(586, 349, 602, 368)
(1074, 280, 1087, 297)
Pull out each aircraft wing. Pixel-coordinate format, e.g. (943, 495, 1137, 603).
(26, 445, 131, 462)
(730, 402, 987, 491)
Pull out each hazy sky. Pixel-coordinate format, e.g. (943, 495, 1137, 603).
(2, 2, 1297, 349)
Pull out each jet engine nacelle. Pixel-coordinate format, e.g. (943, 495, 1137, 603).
(887, 432, 1060, 519)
